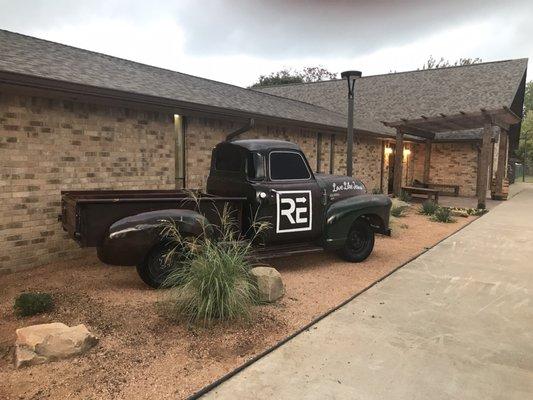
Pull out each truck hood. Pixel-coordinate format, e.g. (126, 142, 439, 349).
(315, 173, 367, 202)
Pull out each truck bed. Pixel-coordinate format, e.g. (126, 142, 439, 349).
(61, 189, 246, 247)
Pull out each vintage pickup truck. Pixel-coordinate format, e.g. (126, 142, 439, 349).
(61, 139, 391, 287)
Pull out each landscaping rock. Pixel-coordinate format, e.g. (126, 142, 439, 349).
(391, 198, 410, 208)
(250, 266, 284, 303)
(451, 209, 469, 218)
(15, 322, 98, 368)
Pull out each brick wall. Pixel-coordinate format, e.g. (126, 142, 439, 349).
(0, 90, 481, 274)
(0, 89, 175, 273)
(429, 142, 478, 197)
(184, 116, 387, 193)
(329, 136, 384, 192)
(184, 117, 320, 188)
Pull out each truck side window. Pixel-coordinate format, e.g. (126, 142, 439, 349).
(269, 151, 311, 180)
(246, 152, 265, 180)
(215, 146, 242, 172)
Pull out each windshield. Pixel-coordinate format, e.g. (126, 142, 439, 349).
(269, 151, 311, 180)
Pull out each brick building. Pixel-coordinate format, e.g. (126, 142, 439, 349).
(0, 29, 527, 273)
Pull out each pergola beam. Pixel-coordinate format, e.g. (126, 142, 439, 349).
(383, 107, 520, 134)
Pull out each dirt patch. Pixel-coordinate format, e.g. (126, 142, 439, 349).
(0, 207, 475, 399)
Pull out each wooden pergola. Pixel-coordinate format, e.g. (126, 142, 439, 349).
(383, 107, 521, 209)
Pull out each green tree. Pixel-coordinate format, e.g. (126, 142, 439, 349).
(250, 66, 337, 88)
(517, 80, 533, 169)
(525, 80, 533, 112)
(421, 56, 482, 70)
(300, 67, 337, 83)
(517, 110, 533, 166)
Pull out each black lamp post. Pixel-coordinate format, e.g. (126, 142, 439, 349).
(341, 70, 362, 177)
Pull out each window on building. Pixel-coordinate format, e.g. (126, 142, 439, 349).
(269, 151, 311, 180)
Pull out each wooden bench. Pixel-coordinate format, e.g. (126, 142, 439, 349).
(426, 183, 460, 197)
(402, 186, 439, 203)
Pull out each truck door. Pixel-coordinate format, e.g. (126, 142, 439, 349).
(256, 150, 323, 244)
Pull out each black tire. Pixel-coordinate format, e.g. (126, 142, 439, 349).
(340, 219, 375, 262)
(136, 243, 173, 288)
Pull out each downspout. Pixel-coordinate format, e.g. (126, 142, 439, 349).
(174, 114, 186, 188)
(226, 118, 255, 141)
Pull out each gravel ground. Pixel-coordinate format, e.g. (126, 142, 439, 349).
(0, 207, 475, 399)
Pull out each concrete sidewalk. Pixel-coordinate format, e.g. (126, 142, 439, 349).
(203, 186, 533, 400)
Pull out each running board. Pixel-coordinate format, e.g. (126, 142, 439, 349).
(252, 243, 324, 261)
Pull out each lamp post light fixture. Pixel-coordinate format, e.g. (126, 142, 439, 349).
(341, 70, 362, 177)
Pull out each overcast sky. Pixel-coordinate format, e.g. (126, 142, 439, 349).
(0, 0, 531, 86)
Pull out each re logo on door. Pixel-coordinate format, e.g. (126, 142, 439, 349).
(276, 190, 312, 233)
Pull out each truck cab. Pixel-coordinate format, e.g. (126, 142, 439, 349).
(207, 139, 391, 251)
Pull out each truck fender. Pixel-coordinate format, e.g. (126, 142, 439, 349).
(322, 194, 392, 250)
(97, 209, 209, 266)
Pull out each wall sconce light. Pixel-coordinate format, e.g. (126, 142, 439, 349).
(403, 148, 411, 157)
(384, 146, 393, 156)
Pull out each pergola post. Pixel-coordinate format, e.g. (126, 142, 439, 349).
(393, 127, 404, 197)
(493, 127, 509, 199)
(423, 138, 431, 184)
(477, 122, 493, 209)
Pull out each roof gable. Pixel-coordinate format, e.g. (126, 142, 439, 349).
(258, 59, 528, 132)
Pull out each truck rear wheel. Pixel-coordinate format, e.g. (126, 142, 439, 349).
(340, 219, 375, 262)
(136, 243, 173, 288)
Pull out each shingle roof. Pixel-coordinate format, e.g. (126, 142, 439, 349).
(257, 59, 528, 139)
(0, 29, 526, 142)
(0, 29, 388, 134)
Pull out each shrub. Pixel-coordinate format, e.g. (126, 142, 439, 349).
(420, 200, 438, 215)
(399, 190, 411, 202)
(432, 207, 455, 223)
(14, 292, 54, 317)
(468, 208, 488, 216)
(161, 205, 269, 325)
(390, 205, 407, 218)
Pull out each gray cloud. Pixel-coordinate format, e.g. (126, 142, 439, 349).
(170, 0, 529, 58)
(0, 0, 531, 78)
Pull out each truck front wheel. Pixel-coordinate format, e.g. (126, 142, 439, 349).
(340, 219, 375, 262)
(136, 243, 173, 288)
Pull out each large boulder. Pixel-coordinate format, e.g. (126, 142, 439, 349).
(250, 266, 285, 303)
(15, 322, 98, 368)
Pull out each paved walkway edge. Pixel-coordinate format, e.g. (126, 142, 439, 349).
(187, 214, 482, 400)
